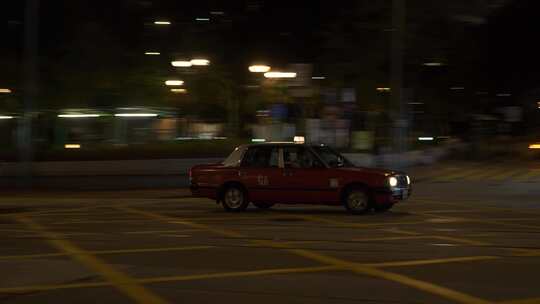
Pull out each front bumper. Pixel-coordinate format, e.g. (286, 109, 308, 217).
(373, 186, 412, 205)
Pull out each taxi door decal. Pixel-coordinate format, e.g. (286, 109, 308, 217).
(257, 175, 269, 186)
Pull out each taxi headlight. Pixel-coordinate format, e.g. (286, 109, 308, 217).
(406, 175, 411, 184)
(388, 176, 398, 187)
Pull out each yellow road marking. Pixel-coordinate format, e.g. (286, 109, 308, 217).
(0, 266, 339, 294)
(351, 235, 431, 242)
(488, 168, 524, 181)
(139, 265, 340, 284)
(381, 228, 422, 235)
(515, 169, 540, 181)
(432, 235, 490, 246)
(0, 246, 214, 260)
(287, 214, 425, 228)
(119, 206, 493, 304)
(364, 256, 499, 268)
(124, 229, 201, 234)
(283, 247, 492, 304)
(498, 297, 540, 304)
(15, 215, 170, 304)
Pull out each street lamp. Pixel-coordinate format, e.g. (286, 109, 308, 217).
(263, 71, 296, 78)
(165, 80, 184, 86)
(190, 59, 210, 66)
(249, 65, 271, 73)
(171, 61, 192, 67)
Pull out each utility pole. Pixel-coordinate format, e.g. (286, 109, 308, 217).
(391, 0, 407, 168)
(18, 0, 40, 188)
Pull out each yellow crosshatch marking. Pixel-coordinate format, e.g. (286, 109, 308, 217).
(14, 215, 170, 304)
(117, 206, 498, 304)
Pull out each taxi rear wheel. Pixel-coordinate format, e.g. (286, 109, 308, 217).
(222, 186, 249, 212)
(253, 202, 275, 209)
(343, 188, 371, 215)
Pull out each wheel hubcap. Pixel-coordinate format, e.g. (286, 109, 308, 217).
(225, 189, 243, 208)
(347, 192, 368, 210)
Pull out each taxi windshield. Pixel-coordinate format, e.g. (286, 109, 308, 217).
(311, 146, 354, 168)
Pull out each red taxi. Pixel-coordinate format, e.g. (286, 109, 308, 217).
(190, 143, 411, 214)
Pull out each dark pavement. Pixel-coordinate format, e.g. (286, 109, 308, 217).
(1, 161, 540, 304)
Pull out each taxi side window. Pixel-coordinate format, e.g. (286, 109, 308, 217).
(241, 147, 279, 168)
(283, 147, 324, 169)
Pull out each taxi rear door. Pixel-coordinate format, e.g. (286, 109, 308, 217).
(238, 146, 284, 203)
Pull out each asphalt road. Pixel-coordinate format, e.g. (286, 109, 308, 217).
(1, 161, 540, 304)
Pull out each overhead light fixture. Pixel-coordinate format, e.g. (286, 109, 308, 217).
(190, 59, 210, 66)
(144, 52, 160, 55)
(418, 137, 434, 141)
(376, 87, 391, 92)
(529, 144, 540, 149)
(0, 115, 14, 119)
(165, 80, 184, 86)
(0, 88, 12, 93)
(58, 114, 101, 118)
(114, 113, 158, 117)
(195, 18, 210, 21)
(171, 88, 187, 93)
(264, 72, 296, 78)
(251, 138, 266, 142)
(154, 21, 171, 25)
(248, 65, 271, 73)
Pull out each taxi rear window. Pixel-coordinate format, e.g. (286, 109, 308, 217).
(241, 147, 279, 168)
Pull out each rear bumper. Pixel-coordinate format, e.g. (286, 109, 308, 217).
(190, 184, 218, 199)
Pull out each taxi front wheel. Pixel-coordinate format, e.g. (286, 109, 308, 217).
(222, 186, 249, 212)
(343, 188, 371, 215)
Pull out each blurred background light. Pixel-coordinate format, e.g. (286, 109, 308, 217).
(264, 72, 296, 78)
(423, 62, 443, 66)
(251, 138, 266, 142)
(312, 76, 326, 80)
(64, 144, 81, 149)
(0, 115, 14, 119)
(418, 137, 435, 141)
(376, 87, 391, 92)
(450, 87, 465, 90)
(529, 144, 540, 149)
(171, 61, 192, 67)
(165, 80, 184, 86)
(154, 21, 171, 25)
(171, 88, 187, 93)
(114, 113, 158, 117)
(58, 114, 101, 118)
(144, 52, 160, 55)
(0, 88, 12, 93)
(190, 59, 210, 66)
(195, 18, 210, 21)
(248, 65, 271, 73)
